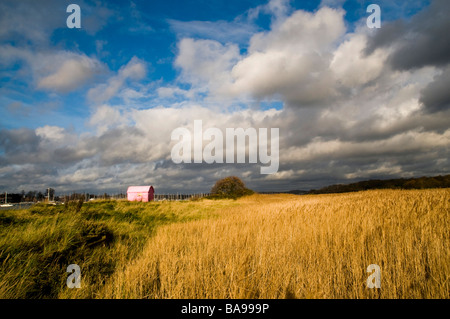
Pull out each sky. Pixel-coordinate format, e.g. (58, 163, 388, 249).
(0, 0, 449, 194)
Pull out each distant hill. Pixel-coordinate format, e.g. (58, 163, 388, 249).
(283, 190, 310, 195)
(306, 174, 450, 195)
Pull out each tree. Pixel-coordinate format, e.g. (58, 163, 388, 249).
(210, 176, 254, 199)
(36, 192, 44, 201)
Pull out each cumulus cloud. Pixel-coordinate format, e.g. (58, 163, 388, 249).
(0, 46, 103, 93)
(87, 57, 147, 104)
(261, 0, 291, 22)
(366, 0, 450, 70)
(330, 33, 388, 87)
(2, 0, 450, 193)
(0, 105, 284, 192)
(175, 7, 349, 106)
(175, 38, 240, 95)
(419, 67, 450, 113)
(0, 128, 41, 161)
(37, 55, 102, 92)
(35, 126, 67, 143)
(282, 130, 450, 164)
(88, 105, 125, 134)
(246, 0, 293, 27)
(364, 0, 450, 114)
(0, 126, 86, 167)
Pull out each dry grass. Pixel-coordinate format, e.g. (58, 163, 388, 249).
(99, 189, 449, 299)
(0, 198, 239, 298)
(2, 189, 448, 299)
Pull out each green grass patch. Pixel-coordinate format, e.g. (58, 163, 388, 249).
(0, 198, 239, 298)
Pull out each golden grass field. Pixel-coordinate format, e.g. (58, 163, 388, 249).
(98, 189, 449, 299)
(1, 189, 449, 299)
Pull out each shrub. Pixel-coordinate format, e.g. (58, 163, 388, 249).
(209, 176, 254, 199)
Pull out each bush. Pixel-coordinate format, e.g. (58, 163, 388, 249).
(209, 176, 254, 199)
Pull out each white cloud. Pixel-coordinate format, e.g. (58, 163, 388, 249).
(228, 7, 346, 105)
(248, 7, 346, 53)
(120, 58, 147, 80)
(35, 125, 67, 142)
(248, 0, 292, 25)
(37, 55, 102, 92)
(345, 164, 405, 179)
(0, 46, 104, 93)
(174, 7, 348, 105)
(157, 87, 193, 99)
(265, 0, 290, 19)
(129, 104, 282, 162)
(330, 33, 388, 87)
(282, 130, 450, 163)
(175, 38, 240, 95)
(265, 169, 305, 180)
(87, 57, 147, 104)
(88, 105, 125, 135)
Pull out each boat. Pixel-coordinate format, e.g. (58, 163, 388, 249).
(1, 192, 13, 207)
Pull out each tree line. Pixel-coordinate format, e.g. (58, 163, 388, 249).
(306, 174, 450, 195)
(0, 190, 117, 204)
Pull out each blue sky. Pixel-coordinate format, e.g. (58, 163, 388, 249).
(1, 0, 449, 194)
(1, 0, 430, 132)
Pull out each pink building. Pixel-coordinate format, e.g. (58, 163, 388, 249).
(127, 186, 154, 202)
